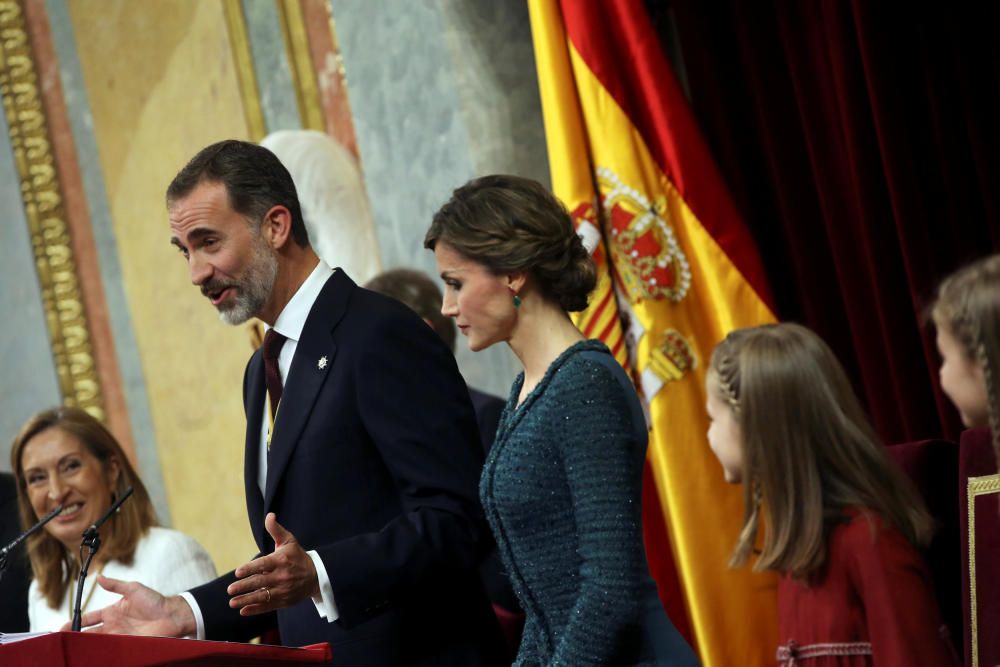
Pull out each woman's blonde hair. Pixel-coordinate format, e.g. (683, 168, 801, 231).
(931, 253, 1000, 466)
(709, 323, 933, 580)
(10, 407, 157, 608)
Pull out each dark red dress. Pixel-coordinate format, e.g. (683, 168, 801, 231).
(776, 510, 959, 666)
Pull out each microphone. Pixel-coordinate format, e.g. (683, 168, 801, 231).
(83, 486, 134, 540)
(0, 503, 64, 581)
(71, 487, 133, 631)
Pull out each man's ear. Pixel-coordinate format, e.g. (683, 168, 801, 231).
(261, 205, 294, 249)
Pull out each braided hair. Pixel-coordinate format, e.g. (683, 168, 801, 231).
(932, 254, 1000, 470)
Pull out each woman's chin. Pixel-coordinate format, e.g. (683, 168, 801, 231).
(467, 336, 494, 353)
(47, 527, 82, 553)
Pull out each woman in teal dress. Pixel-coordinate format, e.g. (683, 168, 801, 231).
(425, 175, 699, 666)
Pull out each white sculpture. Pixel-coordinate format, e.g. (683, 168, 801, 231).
(260, 130, 382, 284)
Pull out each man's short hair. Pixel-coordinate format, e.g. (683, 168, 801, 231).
(365, 269, 456, 352)
(166, 139, 310, 247)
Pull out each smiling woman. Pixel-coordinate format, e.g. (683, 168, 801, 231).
(9, 407, 217, 631)
(20, 426, 119, 553)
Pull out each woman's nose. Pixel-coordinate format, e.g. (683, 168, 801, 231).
(47, 476, 67, 502)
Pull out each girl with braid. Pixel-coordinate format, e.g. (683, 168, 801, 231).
(706, 323, 959, 666)
(931, 253, 1000, 465)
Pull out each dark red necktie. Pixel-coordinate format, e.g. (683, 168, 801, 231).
(262, 328, 287, 422)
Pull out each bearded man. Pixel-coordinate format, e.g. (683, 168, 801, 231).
(79, 140, 503, 666)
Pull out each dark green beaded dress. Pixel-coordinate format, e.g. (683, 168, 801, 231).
(481, 340, 700, 666)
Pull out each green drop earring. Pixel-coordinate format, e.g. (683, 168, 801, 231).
(512, 294, 522, 308)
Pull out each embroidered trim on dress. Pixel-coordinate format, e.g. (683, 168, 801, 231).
(776, 640, 873, 665)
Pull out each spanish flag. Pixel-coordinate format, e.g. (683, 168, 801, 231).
(529, 1, 778, 664)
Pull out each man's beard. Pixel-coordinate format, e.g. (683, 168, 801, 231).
(204, 235, 279, 325)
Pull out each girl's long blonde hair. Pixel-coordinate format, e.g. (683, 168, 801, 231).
(710, 323, 933, 580)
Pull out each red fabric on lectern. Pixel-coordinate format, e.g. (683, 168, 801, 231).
(0, 632, 331, 666)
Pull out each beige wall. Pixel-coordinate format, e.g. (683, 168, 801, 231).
(69, 0, 257, 572)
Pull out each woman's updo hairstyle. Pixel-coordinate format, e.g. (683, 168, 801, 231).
(424, 174, 597, 312)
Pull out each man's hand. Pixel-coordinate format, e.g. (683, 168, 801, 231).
(228, 513, 319, 616)
(65, 576, 196, 636)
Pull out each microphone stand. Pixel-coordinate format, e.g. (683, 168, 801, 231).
(0, 503, 63, 583)
(71, 487, 133, 632)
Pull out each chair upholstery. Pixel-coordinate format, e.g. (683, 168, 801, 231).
(885, 439, 961, 655)
(958, 427, 1000, 667)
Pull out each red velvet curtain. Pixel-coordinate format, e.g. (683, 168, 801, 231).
(659, 1, 1000, 445)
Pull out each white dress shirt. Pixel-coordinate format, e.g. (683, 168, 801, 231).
(181, 261, 339, 639)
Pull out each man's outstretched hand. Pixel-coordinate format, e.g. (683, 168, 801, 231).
(66, 576, 196, 636)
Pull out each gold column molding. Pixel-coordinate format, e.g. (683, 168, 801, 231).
(0, 0, 104, 420)
(276, 0, 325, 132)
(967, 472, 1000, 667)
(222, 0, 266, 141)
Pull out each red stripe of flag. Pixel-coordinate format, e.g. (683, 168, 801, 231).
(582, 286, 614, 337)
(559, 0, 773, 309)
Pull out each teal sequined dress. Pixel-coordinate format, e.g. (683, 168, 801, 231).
(481, 340, 699, 666)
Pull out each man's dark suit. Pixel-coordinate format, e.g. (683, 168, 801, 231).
(468, 388, 505, 453)
(0, 472, 31, 632)
(190, 271, 503, 665)
(466, 388, 520, 615)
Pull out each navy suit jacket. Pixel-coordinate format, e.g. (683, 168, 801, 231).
(468, 387, 505, 453)
(467, 388, 520, 613)
(190, 271, 503, 666)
